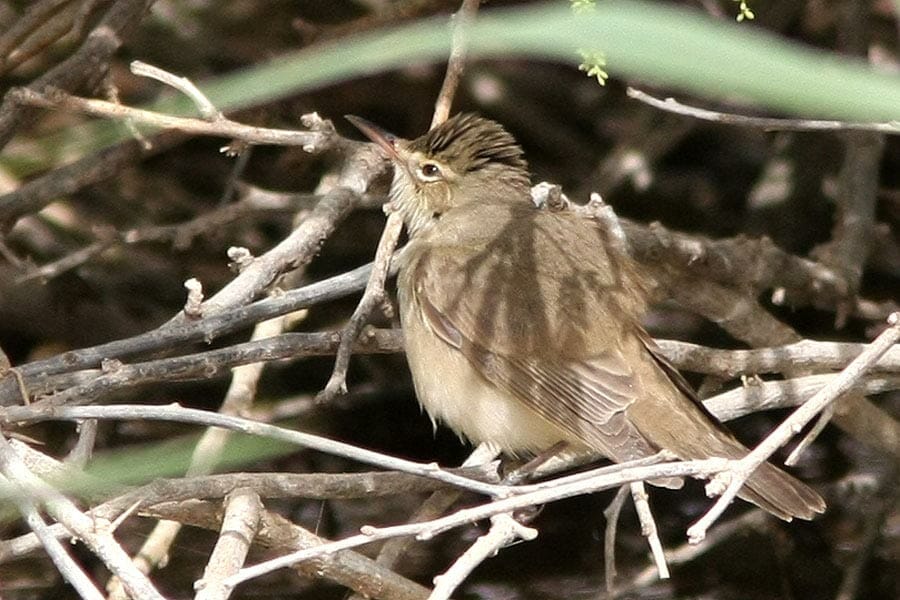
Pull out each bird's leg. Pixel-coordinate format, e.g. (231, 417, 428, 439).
(502, 441, 571, 485)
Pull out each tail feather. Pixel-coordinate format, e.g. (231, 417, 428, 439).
(737, 461, 825, 521)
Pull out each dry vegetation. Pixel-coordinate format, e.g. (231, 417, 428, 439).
(0, 1, 898, 599)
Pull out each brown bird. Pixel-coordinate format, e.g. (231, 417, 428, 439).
(348, 113, 825, 521)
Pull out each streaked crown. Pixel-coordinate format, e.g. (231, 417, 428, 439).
(407, 113, 528, 176)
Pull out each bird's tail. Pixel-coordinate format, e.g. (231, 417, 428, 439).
(737, 461, 825, 521)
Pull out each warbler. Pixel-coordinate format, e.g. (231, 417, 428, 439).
(348, 113, 824, 520)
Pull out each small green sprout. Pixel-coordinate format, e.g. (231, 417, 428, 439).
(577, 49, 608, 85)
(735, 0, 755, 22)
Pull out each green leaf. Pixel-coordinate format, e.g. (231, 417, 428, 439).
(9, 1, 899, 173)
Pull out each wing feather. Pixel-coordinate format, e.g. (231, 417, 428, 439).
(408, 202, 662, 462)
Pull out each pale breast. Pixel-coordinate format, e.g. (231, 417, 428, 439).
(397, 258, 572, 455)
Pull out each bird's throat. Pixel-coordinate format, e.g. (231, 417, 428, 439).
(389, 171, 439, 238)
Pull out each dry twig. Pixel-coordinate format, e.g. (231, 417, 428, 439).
(688, 312, 900, 543)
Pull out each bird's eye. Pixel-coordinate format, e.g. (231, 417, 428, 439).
(418, 162, 442, 180)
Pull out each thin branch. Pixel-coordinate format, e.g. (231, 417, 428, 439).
(0, 439, 105, 600)
(0, 0, 76, 58)
(655, 338, 900, 377)
(320, 0, 480, 404)
(2, 403, 509, 497)
(194, 488, 263, 600)
(431, 0, 481, 127)
(0, 462, 498, 563)
(2, 262, 376, 391)
(1, 330, 400, 410)
(194, 141, 383, 316)
(429, 513, 536, 600)
(688, 312, 900, 543)
(107, 316, 287, 600)
(629, 482, 669, 580)
(615, 510, 770, 596)
(627, 87, 900, 134)
(0, 130, 186, 230)
(0, 434, 165, 600)
(813, 130, 885, 326)
(131, 60, 222, 121)
(10, 86, 339, 148)
(225, 458, 729, 586)
(351, 444, 500, 600)
(703, 372, 900, 422)
(834, 471, 898, 600)
(319, 211, 402, 401)
(141, 500, 432, 600)
(603, 485, 630, 592)
(0, 0, 156, 151)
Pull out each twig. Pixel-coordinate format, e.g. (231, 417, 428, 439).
(627, 87, 900, 133)
(703, 372, 900, 422)
(834, 471, 898, 600)
(813, 130, 885, 326)
(615, 510, 769, 596)
(2, 446, 439, 600)
(2, 262, 377, 392)
(0, 329, 401, 411)
(629, 482, 669, 580)
(687, 312, 900, 543)
(0, 2, 83, 77)
(0, 438, 105, 600)
(0, 0, 76, 58)
(602, 485, 630, 592)
(431, 0, 481, 128)
(7, 331, 898, 433)
(319, 211, 402, 401)
(0, 0, 156, 151)
(195, 140, 383, 315)
(64, 418, 97, 468)
(654, 338, 900, 378)
(818, 2, 886, 328)
(131, 60, 222, 121)
(10, 212, 895, 389)
(429, 513, 536, 600)
(142, 499, 432, 600)
(0, 130, 185, 230)
(0, 465, 499, 563)
(785, 404, 834, 466)
(0, 434, 165, 600)
(225, 458, 729, 586)
(660, 269, 900, 461)
(10, 86, 340, 148)
(106, 316, 286, 600)
(350, 444, 500, 600)
(194, 488, 263, 600)
(6, 326, 899, 425)
(2, 403, 509, 497)
(322, 0, 480, 403)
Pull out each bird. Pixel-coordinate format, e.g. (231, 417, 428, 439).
(347, 112, 825, 521)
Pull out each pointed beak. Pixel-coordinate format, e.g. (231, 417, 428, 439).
(345, 115, 402, 161)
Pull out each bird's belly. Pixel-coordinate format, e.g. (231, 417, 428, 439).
(400, 300, 568, 455)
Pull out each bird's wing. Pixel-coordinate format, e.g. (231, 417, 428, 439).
(408, 204, 661, 460)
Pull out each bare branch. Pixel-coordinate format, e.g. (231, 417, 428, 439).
(225, 458, 729, 586)
(431, 0, 481, 128)
(688, 313, 900, 543)
(194, 488, 263, 600)
(627, 88, 900, 134)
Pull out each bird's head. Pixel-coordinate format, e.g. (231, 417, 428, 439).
(347, 113, 530, 236)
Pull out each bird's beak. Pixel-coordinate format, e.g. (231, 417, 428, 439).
(345, 115, 402, 162)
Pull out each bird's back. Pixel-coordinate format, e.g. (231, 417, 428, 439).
(399, 198, 825, 520)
